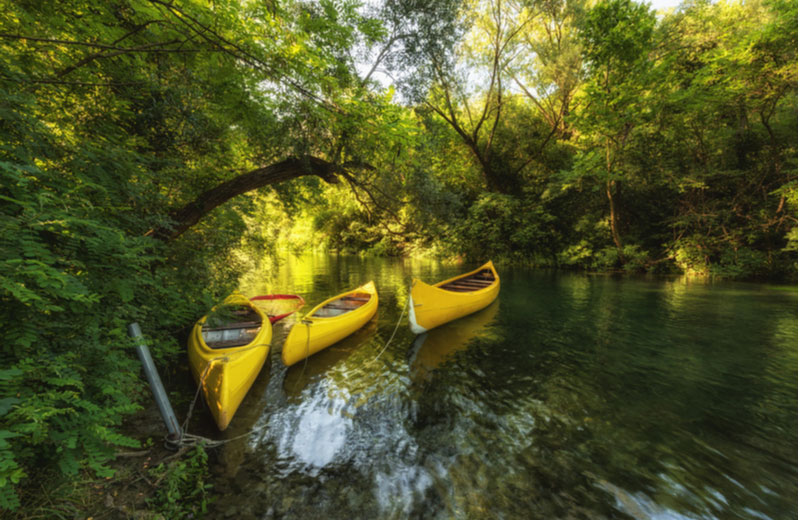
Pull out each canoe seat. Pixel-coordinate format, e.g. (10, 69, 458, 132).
(313, 308, 347, 317)
(440, 274, 495, 291)
(312, 294, 370, 317)
(203, 324, 261, 349)
(324, 304, 359, 310)
(342, 295, 370, 302)
(451, 279, 492, 286)
(203, 320, 261, 332)
(206, 337, 258, 349)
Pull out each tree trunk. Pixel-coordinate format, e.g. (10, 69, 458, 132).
(150, 156, 341, 241)
(606, 179, 624, 260)
(605, 140, 624, 262)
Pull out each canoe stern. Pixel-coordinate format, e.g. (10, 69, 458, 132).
(408, 293, 428, 334)
(408, 261, 499, 333)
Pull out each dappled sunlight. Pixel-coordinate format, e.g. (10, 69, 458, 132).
(209, 257, 797, 519)
(267, 381, 356, 475)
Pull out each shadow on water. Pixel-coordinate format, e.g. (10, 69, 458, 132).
(201, 255, 797, 520)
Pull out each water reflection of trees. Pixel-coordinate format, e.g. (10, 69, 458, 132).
(408, 275, 797, 519)
(214, 259, 796, 519)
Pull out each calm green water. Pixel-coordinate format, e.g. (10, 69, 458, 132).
(196, 255, 797, 519)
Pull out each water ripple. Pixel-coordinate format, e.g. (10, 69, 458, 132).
(209, 258, 798, 520)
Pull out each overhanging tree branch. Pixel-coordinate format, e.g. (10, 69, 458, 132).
(149, 156, 345, 241)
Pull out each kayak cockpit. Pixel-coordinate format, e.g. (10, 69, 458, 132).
(439, 269, 496, 293)
(202, 306, 263, 349)
(312, 293, 371, 318)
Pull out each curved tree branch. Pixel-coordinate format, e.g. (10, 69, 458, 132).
(150, 156, 344, 241)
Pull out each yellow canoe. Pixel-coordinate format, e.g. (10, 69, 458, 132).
(282, 281, 378, 367)
(188, 294, 272, 431)
(408, 261, 500, 334)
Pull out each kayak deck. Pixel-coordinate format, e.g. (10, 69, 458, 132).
(188, 294, 272, 431)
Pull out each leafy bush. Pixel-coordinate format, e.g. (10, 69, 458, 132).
(453, 193, 557, 264)
(557, 241, 596, 269)
(0, 67, 227, 511)
(147, 446, 212, 519)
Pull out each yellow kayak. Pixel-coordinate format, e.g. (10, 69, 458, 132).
(408, 261, 500, 334)
(282, 281, 378, 367)
(188, 294, 272, 431)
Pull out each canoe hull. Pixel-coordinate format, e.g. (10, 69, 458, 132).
(188, 295, 272, 431)
(282, 281, 378, 366)
(408, 261, 499, 334)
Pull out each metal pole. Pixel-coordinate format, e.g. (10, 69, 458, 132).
(128, 323, 182, 448)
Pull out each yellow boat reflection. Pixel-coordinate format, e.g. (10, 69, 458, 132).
(408, 299, 500, 380)
(283, 316, 379, 399)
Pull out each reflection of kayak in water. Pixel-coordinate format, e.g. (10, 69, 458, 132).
(213, 359, 273, 478)
(408, 299, 500, 380)
(283, 316, 379, 399)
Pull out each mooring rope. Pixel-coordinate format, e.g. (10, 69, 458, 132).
(291, 318, 314, 392)
(176, 341, 271, 449)
(180, 362, 211, 437)
(174, 287, 412, 449)
(370, 292, 408, 364)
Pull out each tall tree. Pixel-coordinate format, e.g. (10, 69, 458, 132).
(419, 0, 537, 193)
(641, 0, 798, 275)
(505, 0, 585, 145)
(571, 0, 657, 261)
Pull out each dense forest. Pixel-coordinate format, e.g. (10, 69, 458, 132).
(0, 0, 796, 513)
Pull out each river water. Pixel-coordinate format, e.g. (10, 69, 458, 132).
(195, 254, 797, 519)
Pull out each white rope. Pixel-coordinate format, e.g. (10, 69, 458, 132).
(174, 290, 411, 448)
(175, 341, 270, 449)
(291, 319, 313, 392)
(370, 293, 408, 363)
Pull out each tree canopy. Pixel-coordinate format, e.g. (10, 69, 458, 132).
(0, 0, 796, 512)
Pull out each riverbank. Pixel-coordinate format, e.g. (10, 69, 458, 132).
(10, 400, 211, 520)
(10, 257, 797, 519)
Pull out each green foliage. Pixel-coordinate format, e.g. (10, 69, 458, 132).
(147, 446, 212, 519)
(453, 193, 557, 264)
(0, 86, 145, 507)
(0, 0, 797, 512)
(0, 0, 276, 509)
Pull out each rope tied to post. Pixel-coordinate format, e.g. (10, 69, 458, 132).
(176, 340, 276, 449)
(130, 284, 413, 450)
